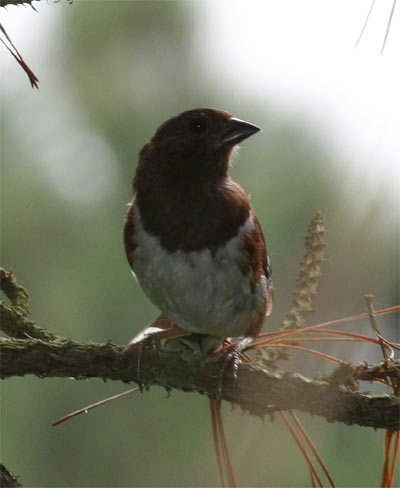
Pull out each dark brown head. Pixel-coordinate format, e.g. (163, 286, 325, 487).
(134, 108, 261, 187)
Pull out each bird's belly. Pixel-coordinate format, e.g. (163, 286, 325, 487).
(132, 215, 267, 338)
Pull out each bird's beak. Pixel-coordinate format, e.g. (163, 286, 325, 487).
(218, 117, 261, 146)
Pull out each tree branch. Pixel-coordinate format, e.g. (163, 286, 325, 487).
(1, 0, 44, 7)
(1, 302, 60, 340)
(1, 330, 399, 430)
(0, 463, 22, 488)
(0, 268, 30, 314)
(0, 0, 70, 7)
(0, 0, 34, 7)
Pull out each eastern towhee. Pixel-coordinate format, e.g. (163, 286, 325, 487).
(124, 108, 273, 382)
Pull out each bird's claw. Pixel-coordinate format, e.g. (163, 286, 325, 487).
(124, 332, 161, 391)
(136, 334, 160, 391)
(204, 344, 242, 398)
(203, 336, 253, 398)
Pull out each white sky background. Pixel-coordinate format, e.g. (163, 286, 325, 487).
(1, 0, 399, 202)
(197, 0, 400, 200)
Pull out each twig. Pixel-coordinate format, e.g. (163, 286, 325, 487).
(354, 0, 376, 50)
(1, 301, 59, 341)
(0, 463, 22, 488)
(365, 295, 389, 360)
(52, 386, 140, 426)
(0, 23, 39, 88)
(0, 268, 30, 314)
(381, 0, 397, 55)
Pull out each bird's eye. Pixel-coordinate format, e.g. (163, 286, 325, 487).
(190, 118, 208, 133)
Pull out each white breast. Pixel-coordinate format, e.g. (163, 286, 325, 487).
(131, 205, 267, 338)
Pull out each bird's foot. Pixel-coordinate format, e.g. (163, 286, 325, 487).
(124, 328, 162, 391)
(204, 336, 253, 398)
(123, 317, 189, 391)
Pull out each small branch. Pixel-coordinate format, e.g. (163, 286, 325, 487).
(0, 463, 22, 488)
(365, 294, 390, 360)
(1, 0, 38, 7)
(0, 24, 39, 88)
(354, 362, 400, 383)
(381, 0, 397, 55)
(1, 336, 399, 430)
(0, 268, 30, 314)
(0, 302, 59, 341)
(0, 0, 71, 7)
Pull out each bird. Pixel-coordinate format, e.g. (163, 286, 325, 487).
(123, 107, 273, 383)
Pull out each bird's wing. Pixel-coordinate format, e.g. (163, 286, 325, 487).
(252, 213, 274, 316)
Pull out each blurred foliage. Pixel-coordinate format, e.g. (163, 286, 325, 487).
(1, 1, 398, 487)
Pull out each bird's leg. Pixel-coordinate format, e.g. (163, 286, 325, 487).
(206, 336, 254, 398)
(124, 314, 189, 390)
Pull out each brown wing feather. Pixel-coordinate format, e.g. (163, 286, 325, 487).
(241, 212, 274, 337)
(253, 215, 274, 316)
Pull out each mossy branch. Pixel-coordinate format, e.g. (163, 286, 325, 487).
(1, 298, 399, 430)
(0, 268, 30, 314)
(1, 332, 399, 430)
(1, 269, 59, 341)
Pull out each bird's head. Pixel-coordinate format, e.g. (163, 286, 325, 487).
(137, 108, 261, 184)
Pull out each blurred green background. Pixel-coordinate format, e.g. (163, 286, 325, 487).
(1, 1, 398, 487)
